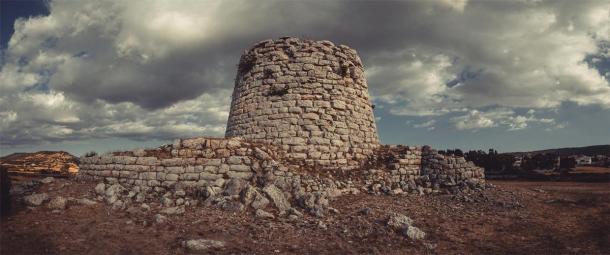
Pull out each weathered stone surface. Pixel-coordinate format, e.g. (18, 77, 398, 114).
(223, 179, 246, 196)
(255, 209, 275, 219)
(94, 183, 106, 195)
(24, 193, 49, 206)
(182, 239, 225, 251)
(40, 177, 54, 184)
(77, 198, 98, 206)
(404, 225, 426, 240)
(251, 193, 270, 210)
(154, 214, 168, 224)
(160, 206, 185, 215)
(263, 185, 291, 212)
(105, 184, 125, 198)
(225, 38, 380, 169)
(47, 196, 67, 210)
(387, 213, 413, 230)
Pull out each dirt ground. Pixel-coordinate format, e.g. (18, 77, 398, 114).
(1, 178, 609, 255)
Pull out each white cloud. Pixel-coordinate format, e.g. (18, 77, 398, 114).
(366, 0, 610, 116)
(413, 120, 436, 130)
(452, 110, 497, 130)
(451, 108, 560, 131)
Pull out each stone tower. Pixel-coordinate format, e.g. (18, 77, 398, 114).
(225, 37, 379, 169)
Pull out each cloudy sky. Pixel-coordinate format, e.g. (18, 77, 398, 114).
(1, 0, 609, 156)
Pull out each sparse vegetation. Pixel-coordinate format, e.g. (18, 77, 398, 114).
(84, 151, 98, 157)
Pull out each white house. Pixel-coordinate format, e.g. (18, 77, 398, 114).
(575, 156, 592, 166)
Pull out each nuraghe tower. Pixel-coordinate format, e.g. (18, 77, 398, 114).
(78, 38, 485, 204)
(226, 37, 379, 169)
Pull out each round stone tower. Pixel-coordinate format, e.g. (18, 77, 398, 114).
(225, 37, 379, 169)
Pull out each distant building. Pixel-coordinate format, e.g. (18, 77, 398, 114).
(575, 156, 592, 166)
(513, 156, 522, 168)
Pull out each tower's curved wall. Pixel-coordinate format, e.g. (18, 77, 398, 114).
(225, 37, 379, 169)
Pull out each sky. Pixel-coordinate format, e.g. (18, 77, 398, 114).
(0, 0, 609, 157)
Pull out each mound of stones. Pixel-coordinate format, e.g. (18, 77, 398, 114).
(386, 213, 426, 240)
(91, 176, 334, 221)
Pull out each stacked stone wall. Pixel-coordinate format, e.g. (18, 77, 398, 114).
(363, 145, 485, 195)
(225, 37, 379, 169)
(80, 137, 276, 188)
(421, 146, 485, 188)
(78, 137, 484, 198)
(78, 137, 355, 196)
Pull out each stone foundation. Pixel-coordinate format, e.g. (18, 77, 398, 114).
(79, 137, 484, 198)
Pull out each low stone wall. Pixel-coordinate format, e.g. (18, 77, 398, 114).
(421, 146, 485, 187)
(80, 137, 278, 188)
(79, 137, 353, 197)
(361, 145, 485, 195)
(79, 136, 485, 198)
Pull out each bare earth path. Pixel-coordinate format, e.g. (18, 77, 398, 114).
(1, 179, 609, 254)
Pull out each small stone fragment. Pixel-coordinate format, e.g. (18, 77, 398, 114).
(182, 239, 225, 251)
(40, 177, 54, 184)
(77, 198, 98, 206)
(255, 209, 275, 219)
(154, 214, 168, 224)
(161, 206, 185, 215)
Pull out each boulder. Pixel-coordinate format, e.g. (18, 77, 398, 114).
(223, 179, 246, 196)
(94, 183, 106, 195)
(404, 226, 426, 240)
(251, 193, 270, 210)
(111, 200, 125, 211)
(296, 192, 329, 216)
(239, 185, 258, 206)
(24, 193, 49, 206)
(47, 196, 67, 210)
(262, 185, 291, 212)
(105, 184, 125, 198)
(161, 197, 174, 207)
(387, 213, 413, 230)
(221, 201, 245, 212)
(174, 189, 186, 197)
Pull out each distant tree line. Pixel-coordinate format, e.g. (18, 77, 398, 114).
(438, 148, 578, 174)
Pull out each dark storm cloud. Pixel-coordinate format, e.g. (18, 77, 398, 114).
(0, 0, 608, 146)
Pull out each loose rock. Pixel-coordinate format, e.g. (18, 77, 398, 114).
(182, 239, 225, 251)
(161, 206, 185, 215)
(263, 185, 291, 213)
(40, 177, 54, 184)
(47, 196, 67, 210)
(255, 209, 275, 219)
(24, 193, 49, 206)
